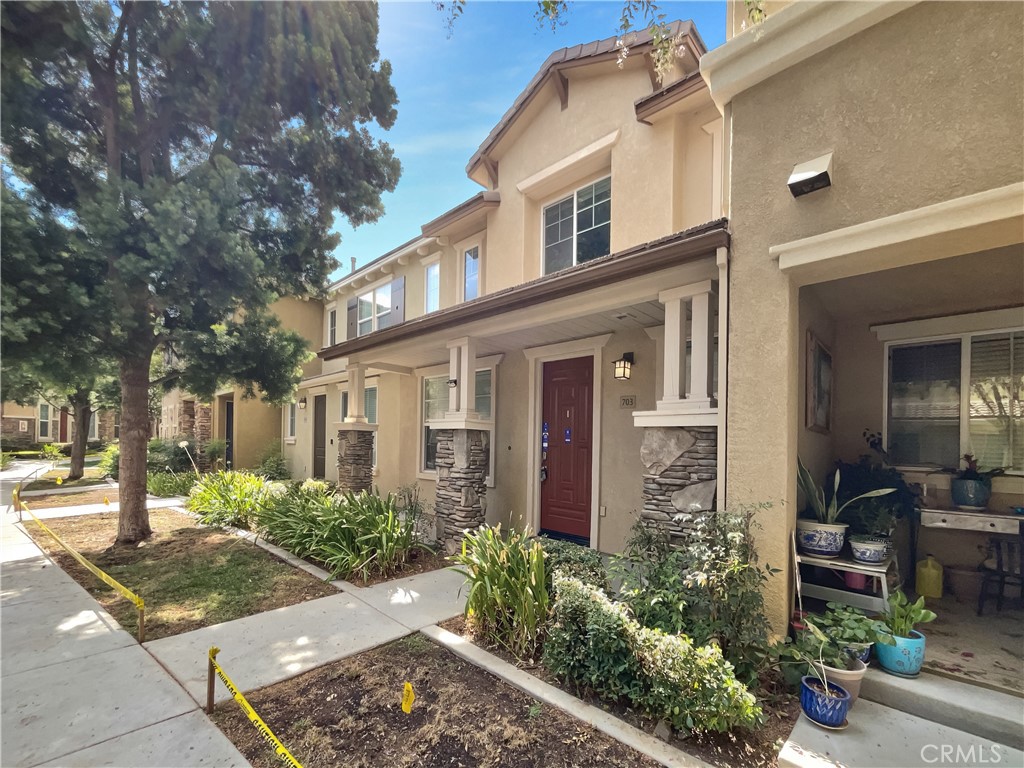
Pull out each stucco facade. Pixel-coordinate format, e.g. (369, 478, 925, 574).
(704, 1, 1024, 630)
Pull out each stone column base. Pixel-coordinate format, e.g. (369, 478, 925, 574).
(434, 429, 489, 553)
(639, 426, 717, 540)
(337, 425, 376, 492)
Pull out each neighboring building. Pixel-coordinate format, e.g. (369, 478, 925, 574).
(701, 0, 1023, 631)
(289, 21, 728, 553)
(1, 399, 118, 447)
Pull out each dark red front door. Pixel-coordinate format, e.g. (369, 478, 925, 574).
(540, 356, 593, 542)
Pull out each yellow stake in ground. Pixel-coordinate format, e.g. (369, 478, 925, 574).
(401, 682, 415, 714)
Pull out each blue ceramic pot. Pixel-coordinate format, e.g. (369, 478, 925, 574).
(875, 630, 926, 676)
(796, 520, 848, 558)
(800, 676, 851, 727)
(951, 479, 990, 509)
(849, 536, 888, 564)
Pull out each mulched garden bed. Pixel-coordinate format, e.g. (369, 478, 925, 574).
(23, 466, 108, 491)
(25, 508, 338, 640)
(20, 488, 116, 509)
(344, 547, 451, 587)
(212, 634, 660, 768)
(437, 616, 800, 768)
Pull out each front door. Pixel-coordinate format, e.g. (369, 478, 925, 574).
(313, 394, 327, 479)
(540, 356, 593, 544)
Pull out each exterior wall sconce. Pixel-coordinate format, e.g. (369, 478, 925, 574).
(297, 397, 307, 409)
(447, 378, 458, 389)
(613, 352, 634, 381)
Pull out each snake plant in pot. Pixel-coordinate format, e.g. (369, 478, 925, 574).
(796, 459, 897, 558)
(874, 591, 937, 677)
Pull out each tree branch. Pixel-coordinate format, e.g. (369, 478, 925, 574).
(127, 9, 153, 182)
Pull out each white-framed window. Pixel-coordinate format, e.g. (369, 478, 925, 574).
(342, 385, 378, 465)
(357, 282, 392, 337)
(543, 176, 611, 274)
(88, 413, 98, 441)
(18, 420, 27, 433)
(113, 412, 120, 440)
(463, 246, 480, 301)
(420, 365, 496, 482)
(285, 403, 297, 439)
(327, 308, 337, 347)
(425, 261, 440, 314)
(885, 328, 1024, 473)
(38, 403, 50, 439)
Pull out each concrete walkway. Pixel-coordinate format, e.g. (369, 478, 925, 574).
(0, 463, 247, 767)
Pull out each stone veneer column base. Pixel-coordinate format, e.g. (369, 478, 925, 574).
(434, 429, 489, 553)
(337, 427, 376, 493)
(639, 426, 717, 540)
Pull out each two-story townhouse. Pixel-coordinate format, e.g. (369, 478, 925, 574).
(701, 0, 1024, 686)
(286, 20, 731, 554)
(1, 399, 120, 448)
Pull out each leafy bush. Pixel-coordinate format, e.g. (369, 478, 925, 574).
(612, 506, 777, 685)
(147, 438, 194, 473)
(450, 525, 549, 660)
(146, 470, 198, 498)
(0, 452, 14, 471)
(41, 443, 63, 461)
(253, 484, 427, 581)
(540, 536, 607, 591)
(544, 575, 761, 734)
(186, 470, 274, 528)
(256, 443, 291, 480)
(98, 443, 120, 478)
(202, 438, 227, 470)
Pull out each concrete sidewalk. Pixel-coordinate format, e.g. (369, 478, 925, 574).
(1, 467, 247, 767)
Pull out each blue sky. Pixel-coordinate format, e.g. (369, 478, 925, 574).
(331, 0, 726, 277)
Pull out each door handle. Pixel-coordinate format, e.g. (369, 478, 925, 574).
(540, 465, 548, 483)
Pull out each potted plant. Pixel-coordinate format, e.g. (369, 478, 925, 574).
(949, 454, 1005, 509)
(816, 602, 888, 663)
(796, 459, 897, 558)
(874, 591, 937, 677)
(795, 621, 853, 728)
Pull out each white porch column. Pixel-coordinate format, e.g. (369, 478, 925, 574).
(344, 363, 367, 423)
(661, 294, 688, 402)
(446, 336, 478, 417)
(448, 345, 460, 413)
(655, 280, 717, 412)
(689, 285, 717, 407)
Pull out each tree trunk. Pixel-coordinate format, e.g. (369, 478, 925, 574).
(68, 389, 92, 480)
(117, 351, 152, 543)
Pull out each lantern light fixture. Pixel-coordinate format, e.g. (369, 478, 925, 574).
(297, 397, 308, 409)
(447, 378, 458, 389)
(613, 352, 634, 381)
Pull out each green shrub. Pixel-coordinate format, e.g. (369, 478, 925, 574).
(202, 438, 227, 470)
(41, 443, 63, 461)
(0, 452, 14, 471)
(255, 443, 291, 480)
(544, 575, 761, 734)
(540, 536, 607, 591)
(147, 437, 194, 473)
(97, 443, 120, 478)
(253, 484, 427, 581)
(611, 506, 777, 685)
(146, 470, 198, 498)
(186, 470, 273, 528)
(450, 525, 549, 660)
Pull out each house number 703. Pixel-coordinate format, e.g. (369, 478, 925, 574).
(619, 395, 636, 409)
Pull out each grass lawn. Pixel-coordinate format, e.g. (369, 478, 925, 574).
(23, 466, 108, 491)
(25, 508, 338, 641)
(213, 635, 658, 768)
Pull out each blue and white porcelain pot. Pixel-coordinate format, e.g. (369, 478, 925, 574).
(875, 630, 926, 677)
(796, 520, 848, 558)
(800, 676, 851, 727)
(849, 535, 888, 564)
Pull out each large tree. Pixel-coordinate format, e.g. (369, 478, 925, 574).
(2, 2, 399, 542)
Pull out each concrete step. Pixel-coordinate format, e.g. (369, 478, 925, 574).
(859, 668, 1024, 751)
(779, 698, 1024, 768)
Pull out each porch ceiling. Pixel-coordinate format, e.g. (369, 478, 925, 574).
(806, 243, 1024, 324)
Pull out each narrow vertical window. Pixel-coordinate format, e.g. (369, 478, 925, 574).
(464, 247, 480, 301)
(38, 403, 50, 439)
(328, 309, 337, 346)
(425, 261, 440, 313)
(287, 403, 297, 438)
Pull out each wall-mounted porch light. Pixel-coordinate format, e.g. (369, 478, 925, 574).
(447, 378, 458, 389)
(613, 352, 634, 381)
(297, 396, 308, 409)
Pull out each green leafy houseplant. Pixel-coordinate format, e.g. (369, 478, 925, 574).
(797, 459, 897, 524)
(952, 454, 1006, 482)
(815, 603, 888, 654)
(876, 591, 937, 643)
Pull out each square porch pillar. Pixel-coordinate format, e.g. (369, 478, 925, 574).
(336, 362, 377, 492)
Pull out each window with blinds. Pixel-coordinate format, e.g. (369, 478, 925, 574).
(970, 332, 1023, 472)
(888, 341, 961, 467)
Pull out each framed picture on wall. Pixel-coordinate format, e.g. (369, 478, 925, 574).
(806, 331, 833, 434)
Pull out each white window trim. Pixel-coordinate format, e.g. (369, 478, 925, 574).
(416, 354, 502, 486)
(458, 240, 484, 303)
(38, 403, 52, 441)
(341, 383, 379, 471)
(284, 403, 297, 442)
(881, 317, 1024, 478)
(324, 302, 338, 348)
(524, 334, 611, 549)
(88, 413, 98, 441)
(539, 172, 611, 277)
(423, 256, 441, 314)
(356, 280, 394, 337)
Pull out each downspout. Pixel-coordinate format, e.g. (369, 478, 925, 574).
(716, 246, 729, 510)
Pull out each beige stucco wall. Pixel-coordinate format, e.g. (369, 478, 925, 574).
(725, 1, 1024, 631)
(797, 290, 836, 490)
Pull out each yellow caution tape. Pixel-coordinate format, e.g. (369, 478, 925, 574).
(20, 502, 145, 612)
(208, 647, 303, 768)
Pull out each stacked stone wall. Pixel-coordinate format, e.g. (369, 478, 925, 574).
(434, 429, 488, 552)
(640, 426, 717, 539)
(337, 428, 375, 492)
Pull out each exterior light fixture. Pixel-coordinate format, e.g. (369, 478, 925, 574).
(788, 152, 833, 197)
(447, 378, 458, 389)
(613, 352, 634, 381)
(297, 397, 307, 409)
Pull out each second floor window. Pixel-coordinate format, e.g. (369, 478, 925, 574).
(328, 309, 337, 346)
(464, 247, 480, 301)
(544, 176, 611, 274)
(425, 261, 440, 313)
(357, 282, 392, 337)
(38, 403, 50, 439)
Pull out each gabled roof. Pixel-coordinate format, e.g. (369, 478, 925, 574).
(466, 19, 707, 181)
